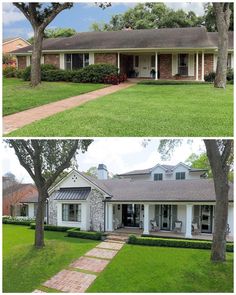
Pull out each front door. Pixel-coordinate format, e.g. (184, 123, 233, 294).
(161, 205, 171, 230)
(201, 205, 213, 233)
(122, 204, 140, 227)
(139, 55, 150, 77)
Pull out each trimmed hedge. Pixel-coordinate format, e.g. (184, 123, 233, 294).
(128, 235, 233, 252)
(30, 223, 74, 232)
(138, 80, 210, 85)
(3, 219, 33, 226)
(67, 228, 103, 240)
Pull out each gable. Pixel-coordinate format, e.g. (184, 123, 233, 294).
(54, 171, 91, 190)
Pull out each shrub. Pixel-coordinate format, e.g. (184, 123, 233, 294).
(204, 72, 216, 82)
(138, 80, 210, 85)
(67, 228, 103, 240)
(2, 216, 35, 226)
(227, 68, 234, 82)
(15, 69, 24, 79)
(3, 66, 17, 78)
(128, 235, 233, 252)
(22, 64, 58, 81)
(30, 223, 74, 232)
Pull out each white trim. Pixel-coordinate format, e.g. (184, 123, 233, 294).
(231, 53, 234, 69)
(201, 51, 205, 81)
(41, 56, 44, 64)
(26, 56, 31, 67)
(155, 52, 158, 80)
(196, 52, 199, 81)
(213, 54, 217, 71)
(143, 204, 150, 234)
(59, 53, 65, 69)
(89, 52, 94, 65)
(185, 204, 193, 238)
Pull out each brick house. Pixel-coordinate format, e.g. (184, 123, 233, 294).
(3, 37, 30, 54)
(12, 27, 234, 80)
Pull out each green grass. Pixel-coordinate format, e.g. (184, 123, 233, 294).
(3, 224, 98, 293)
(3, 78, 106, 116)
(8, 84, 233, 137)
(88, 244, 233, 293)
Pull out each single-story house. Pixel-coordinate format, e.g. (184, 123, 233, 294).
(12, 27, 233, 81)
(47, 163, 234, 239)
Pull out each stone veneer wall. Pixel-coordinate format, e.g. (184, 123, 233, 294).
(88, 189, 104, 232)
(48, 192, 57, 225)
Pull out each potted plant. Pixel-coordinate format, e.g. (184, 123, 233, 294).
(150, 69, 156, 79)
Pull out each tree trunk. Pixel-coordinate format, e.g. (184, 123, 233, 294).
(34, 191, 46, 248)
(31, 29, 44, 87)
(204, 140, 229, 262)
(213, 3, 231, 88)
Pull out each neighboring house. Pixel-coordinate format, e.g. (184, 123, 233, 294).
(3, 37, 30, 54)
(12, 27, 233, 80)
(47, 163, 234, 239)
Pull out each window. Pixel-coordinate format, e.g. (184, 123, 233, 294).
(20, 204, 28, 217)
(151, 55, 155, 67)
(176, 172, 186, 180)
(65, 53, 89, 70)
(62, 204, 81, 222)
(227, 53, 232, 68)
(134, 56, 139, 67)
(154, 173, 163, 181)
(178, 54, 188, 75)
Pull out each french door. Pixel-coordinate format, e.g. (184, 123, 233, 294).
(201, 205, 213, 233)
(122, 204, 140, 227)
(160, 205, 171, 230)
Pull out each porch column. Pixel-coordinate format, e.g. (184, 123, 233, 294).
(117, 52, 120, 73)
(201, 51, 205, 81)
(185, 204, 193, 238)
(143, 204, 150, 235)
(196, 52, 199, 81)
(107, 203, 113, 231)
(155, 52, 158, 80)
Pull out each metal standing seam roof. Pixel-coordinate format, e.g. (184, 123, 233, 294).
(11, 27, 234, 54)
(53, 187, 91, 200)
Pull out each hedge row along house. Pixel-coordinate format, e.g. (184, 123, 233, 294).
(12, 27, 233, 80)
(18, 162, 234, 240)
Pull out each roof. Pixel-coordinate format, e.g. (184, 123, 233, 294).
(54, 187, 91, 201)
(118, 163, 208, 176)
(99, 179, 234, 202)
(11, 27, 234, 54)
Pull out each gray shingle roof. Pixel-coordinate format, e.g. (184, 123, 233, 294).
(54, 187, 91, 200)
(12, 27, 234, 54)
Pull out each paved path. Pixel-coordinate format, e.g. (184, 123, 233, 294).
(33, 239, 125, 293)
(3, 82, 134, 134)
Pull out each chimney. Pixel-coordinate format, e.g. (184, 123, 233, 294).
(97, 164, 108, 180)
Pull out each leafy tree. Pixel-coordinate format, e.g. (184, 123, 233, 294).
(13, 3, 73, 87)
(158, 139, 233, 262)
(185, 153, 212, 178)
(85, 166, 98, 178)
(6, 139, 92, 248)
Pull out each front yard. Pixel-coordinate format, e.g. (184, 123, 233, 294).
(6, 82, 233, 137)
(3, 78, 106, 116)
(3, 225, 233, 293)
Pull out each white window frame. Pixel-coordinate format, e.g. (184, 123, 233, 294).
(64, 53, 89, 70)
(62, 203, 81, 222)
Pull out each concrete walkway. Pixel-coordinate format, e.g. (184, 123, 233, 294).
(33, 239, 125, 293)
(3, 82, 134, 134)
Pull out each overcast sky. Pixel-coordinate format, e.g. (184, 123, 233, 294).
(3, 2, 205, 39)
(2, 139, 205, 183)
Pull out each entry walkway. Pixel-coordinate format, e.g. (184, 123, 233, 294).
(33, 239, 125, 293)
(3, 82, 134, 134)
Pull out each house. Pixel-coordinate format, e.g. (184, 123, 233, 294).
(47, 163, 234, 239)
(12, 27, 233, 81)
(3, 37, 30, 54)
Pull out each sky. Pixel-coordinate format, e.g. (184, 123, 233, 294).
(3, 2, 205, 39)
(2, 139, 205, 183)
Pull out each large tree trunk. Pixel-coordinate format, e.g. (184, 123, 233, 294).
(204, 140, 229, 262)
(31, 29, 44, 87)
(213, 3, 231, 88)
(34, 190, 46, 248)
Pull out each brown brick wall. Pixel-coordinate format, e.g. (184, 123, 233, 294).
(17, 56, 27, 70)
(159, 54, 172, 79)
(94, 53, 117, 66)
(44, 54, 60, 68)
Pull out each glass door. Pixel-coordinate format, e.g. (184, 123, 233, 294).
(201, 205, 213, 233)
(161, 205, 171, 230)
(122, 204, 140, 227)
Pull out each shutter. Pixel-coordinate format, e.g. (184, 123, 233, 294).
(172, 54, 178, 76)
(188, 54, 194, 76)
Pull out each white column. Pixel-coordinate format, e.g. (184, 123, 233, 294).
(107, 203, 113, 231)
(185, 204, 193, 238)
(196, 52, 199, 81)
(41, 55, 44, 65)
(143, 204, 150, 235)
(117, 52, 120, 73)
(26, 56, 31, 67)
(155, 52, 158, 80)
(201, 51, 205, 81)
(89, 52, 94, 65)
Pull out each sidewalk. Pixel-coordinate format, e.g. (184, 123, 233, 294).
(3, 82, 134, 134)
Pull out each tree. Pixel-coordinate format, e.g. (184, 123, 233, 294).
(213, 3, 232, 88)
(158, 139, 233, 262)
(13, 3, 73, 87)
(6, 139, 92, 248)
(85, 166, 98, 178)
(185, 153, 212, 178)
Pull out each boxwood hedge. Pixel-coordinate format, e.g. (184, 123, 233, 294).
(67, 228, 103, 240)
(3, 218, 33, 226)
(30, 223, 74, 232)
(128, 235, 233, 252)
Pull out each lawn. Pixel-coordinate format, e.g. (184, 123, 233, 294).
(88, 244, 233, 293)
(7, 83, 233, 137)
(3, 78, 106, 116)
(3, 224, 98, 293)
